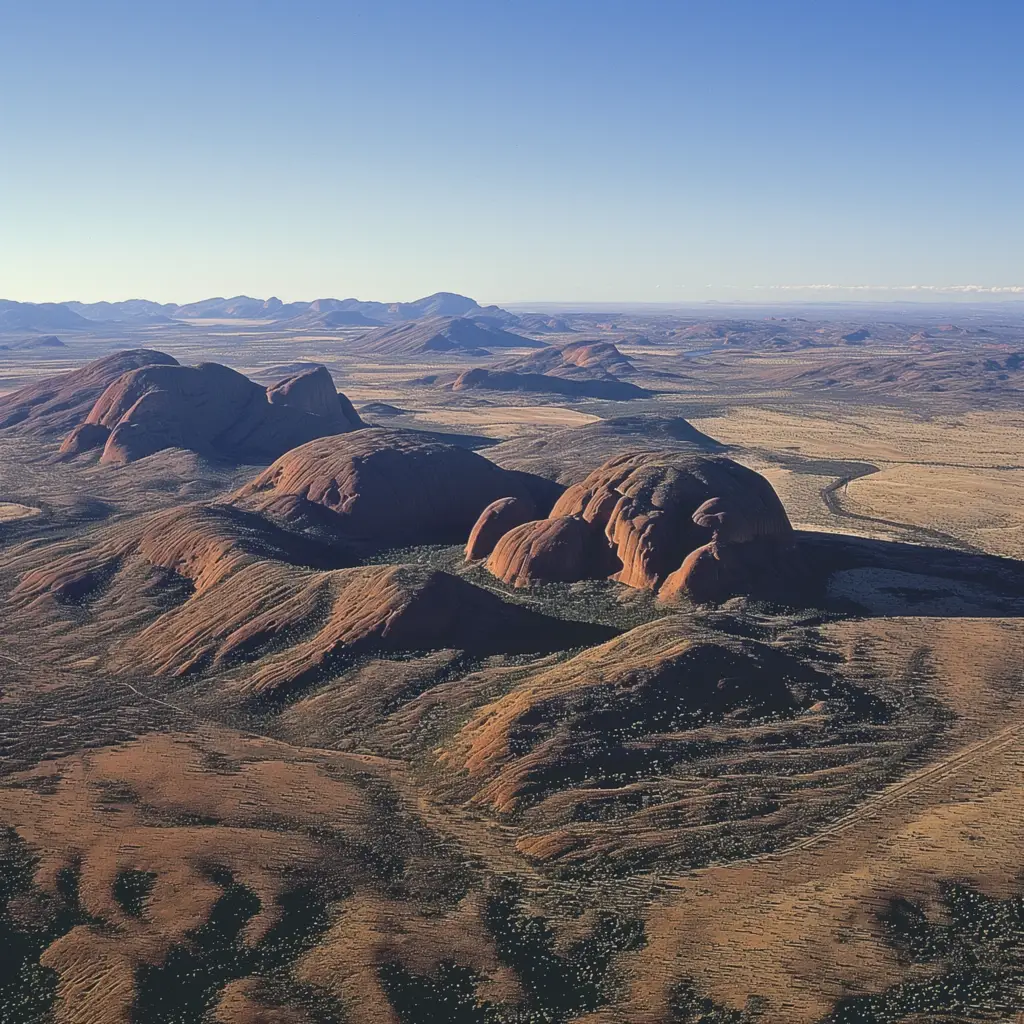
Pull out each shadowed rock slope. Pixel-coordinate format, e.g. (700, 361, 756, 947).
(58, 361, 362, 464)
(233, 427, 537, 545)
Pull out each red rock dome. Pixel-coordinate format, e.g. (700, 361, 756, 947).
(234, 428, 534, 545)
(465, 495, 538, 560)
(58, 361, 362, 464)
(486, 515, 612, 588)
(478, 450, 799, 603)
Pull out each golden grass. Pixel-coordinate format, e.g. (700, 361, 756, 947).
(0, 501, 40, 521)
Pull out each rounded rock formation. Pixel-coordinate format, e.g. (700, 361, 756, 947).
(234, 428, 535, 546)
(659, 542, 729, 605)
(0, 349, 179, 436)
(485, 515, 610, 588)
(550, 452, 792, 590)
(465, 495, 537, 561)
(478, 450, 799, 602)
(691, 494, 793, 545)
(58, 361, 362, 464)
(267, 365, 359, 422)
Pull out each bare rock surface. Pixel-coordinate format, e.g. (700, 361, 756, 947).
(465, 495, 537, 560)
(485, 514, 612, 588)
(58, 361, 362, 464)
(0, 349, 178, 435)
(480, 450, 798, 602)
(234, 427, 535, 545)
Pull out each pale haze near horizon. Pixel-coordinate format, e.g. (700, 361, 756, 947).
(1, 0, 1021, 306)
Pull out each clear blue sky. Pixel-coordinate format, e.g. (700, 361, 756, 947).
(1, 0, 1021, 304)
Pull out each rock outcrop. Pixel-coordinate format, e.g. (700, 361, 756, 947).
(486, 515, 613, 588)
(234, 428, 535, 545)
(477, 451, 799, 602)
(465, 496, 537, 560)
(500, 339, 636, 379)
(58, 362, 362, 464)
(0, 349, 179, 435)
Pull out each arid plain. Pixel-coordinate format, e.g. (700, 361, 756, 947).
(1, 296, 1023, 1023)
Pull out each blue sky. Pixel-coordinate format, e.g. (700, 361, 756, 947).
(1, 0, 1021, 304)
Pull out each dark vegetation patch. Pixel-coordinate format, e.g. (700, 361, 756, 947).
(0, 830, 104, 1024)
(131, 866, 342, 1024)
(822, 880, 1024, 1023)
(113, 869, 157, 917)
(379, 878, 646, 1023)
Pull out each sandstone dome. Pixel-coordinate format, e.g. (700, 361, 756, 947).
(486, 515, 614, 588)
(0, 349, 179, 436)
(58, 361, 362, 464)
(233, 428, 535, 546)
(475, 450, 798, 602)
(465, 495, 537, 560)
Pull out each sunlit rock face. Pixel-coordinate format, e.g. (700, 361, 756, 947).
(476, 451, 799, 603)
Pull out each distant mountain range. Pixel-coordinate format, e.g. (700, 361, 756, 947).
(7, 291, 512, 329)
(0, 301, 95, 331)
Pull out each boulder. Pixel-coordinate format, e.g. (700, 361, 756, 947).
(465, 495, 537, 560)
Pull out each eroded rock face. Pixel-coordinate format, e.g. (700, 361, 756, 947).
(465, 496, 537, 560)
(267, 365, 358, 422)
(478, 451, 799, 603)
(486, 515, 611, 588)
(58, 362, 362, 464)
(234, 428, 534, 545)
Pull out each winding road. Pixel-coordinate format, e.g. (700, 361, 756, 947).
(820, 463, 984, 554)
